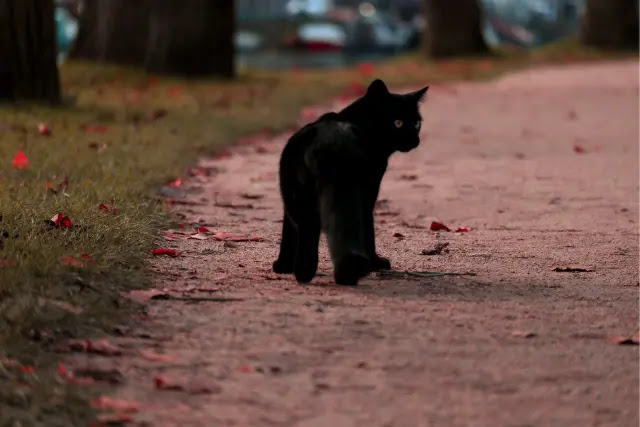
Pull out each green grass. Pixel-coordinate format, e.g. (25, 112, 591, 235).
(0, 38, 634, 424)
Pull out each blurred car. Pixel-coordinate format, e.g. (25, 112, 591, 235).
(481, 0, 583, 48)
(326, 5, 415, 53)
(288, 21, 347, 51)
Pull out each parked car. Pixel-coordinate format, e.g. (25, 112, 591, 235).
(292, 21, 347, 51)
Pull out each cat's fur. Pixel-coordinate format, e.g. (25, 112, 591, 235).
(273, 79, 428, 285)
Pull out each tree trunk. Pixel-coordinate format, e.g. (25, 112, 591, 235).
(71, 0, 235, 78)
(0, 0, 61, 103)
(580, 0, 639, 50)
(423, 0, 489, 57)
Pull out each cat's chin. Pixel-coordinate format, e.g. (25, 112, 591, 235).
(397, 143, 419, 153)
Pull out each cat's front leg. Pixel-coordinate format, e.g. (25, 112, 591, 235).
(364, 209, 391, 270)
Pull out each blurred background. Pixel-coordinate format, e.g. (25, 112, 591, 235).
(55, 0, 588, 68)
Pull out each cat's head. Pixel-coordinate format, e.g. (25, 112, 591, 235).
(364, 79, 429, 153)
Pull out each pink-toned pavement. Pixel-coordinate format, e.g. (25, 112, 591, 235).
(70, 61, 638, 427)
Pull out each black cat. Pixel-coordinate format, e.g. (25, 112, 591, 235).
(273, 79, 428, 285)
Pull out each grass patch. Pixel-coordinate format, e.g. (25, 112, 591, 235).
(0, 38, 634, 424)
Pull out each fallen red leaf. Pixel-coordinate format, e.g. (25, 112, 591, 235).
(49, 213, 72, 228)
(212, 231, 261, 242)
(57, 362, 97, 385)
(139, 350, 177, 363)
(236, 365, 252, 373)
(19, 365, 35, 374)
(400, 174, 418, 181)
(512, 330, 537, 338)
(68, 339, 122, 356)
(168, 177, 182, 188)
(37, 122, 51, 136)
(80, 253, 93, 262)
(573, 144, 586, 154)
(154, 375, 184, 390)
(187, 233, 208, 241)
(377, 211, 400, 217)
(11, 150, 28, 169)
(98, 203, 119, 214)
(430, 221, 451, 232)
(610, 334, 639, 346)
(91, 339, 123, 356)
(152, 248, 179, 257)
(196, 226, 211, 233)
(455, 227, 471, 233)
(91, 396, 140, 412)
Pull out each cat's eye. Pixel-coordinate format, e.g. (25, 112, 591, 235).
(415, 120, 422, 131)
(394, 119, 403, 128)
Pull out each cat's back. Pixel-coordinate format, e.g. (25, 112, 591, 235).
(281, 113, 361, 162)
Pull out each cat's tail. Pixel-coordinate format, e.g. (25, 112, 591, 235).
(318, 183, 371, 286)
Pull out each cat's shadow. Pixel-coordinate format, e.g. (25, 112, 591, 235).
(304, 271, 549, 302)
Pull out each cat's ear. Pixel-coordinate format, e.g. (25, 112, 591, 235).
(409, 86, 429, 104)
(366, 79, 389, 98)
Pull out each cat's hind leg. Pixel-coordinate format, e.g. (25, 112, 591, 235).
(273, 213, 297, 274)
(319, 185, 372, 286)
(294, 216, 321, 283)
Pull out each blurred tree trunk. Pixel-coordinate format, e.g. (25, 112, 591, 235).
(580, 0, 639, 50)
(71, 0, 235, 78)
(423, 0, 489, 57)
(0, 0, 61, 103)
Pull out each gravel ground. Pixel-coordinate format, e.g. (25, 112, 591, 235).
(66, 60, 638, 427)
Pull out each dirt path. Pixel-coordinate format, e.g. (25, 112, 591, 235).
(70, 61, 638, 427)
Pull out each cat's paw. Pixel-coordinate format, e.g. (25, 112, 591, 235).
(371, 255, 391, 271)
(294, 258, 318, 284)
(273, 258, 294, 274)
(334, 253, 372, 286)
